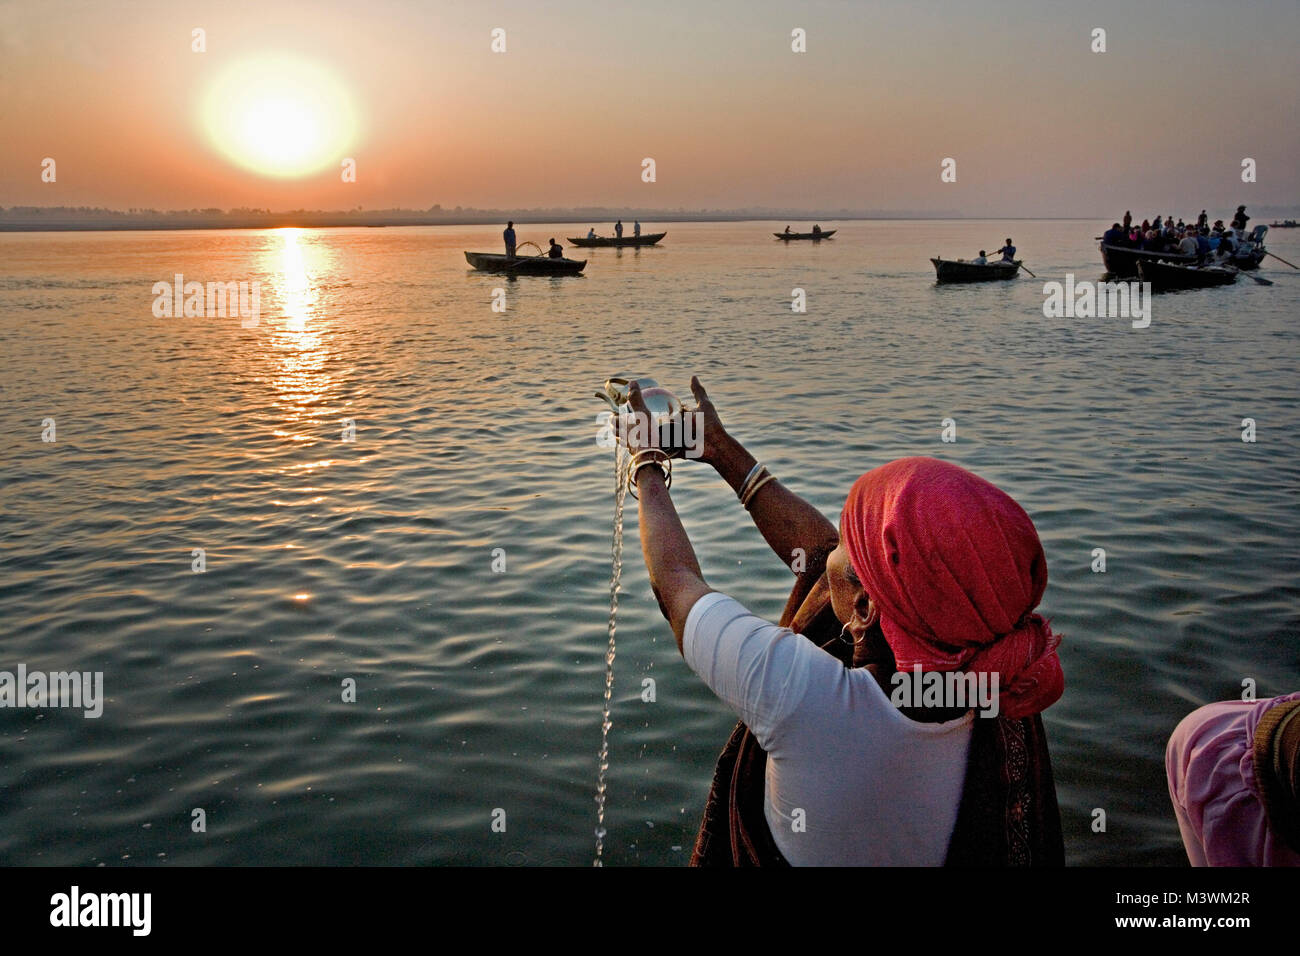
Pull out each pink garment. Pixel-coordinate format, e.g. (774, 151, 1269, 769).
(1166, 691, 1300, 867)
(838, 457, 1064, 719)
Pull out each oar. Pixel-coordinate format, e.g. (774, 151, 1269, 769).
(1018, 262, 1037, 278)
(1265, 250, 1300, 270)
(1237, 269, 1273, 286)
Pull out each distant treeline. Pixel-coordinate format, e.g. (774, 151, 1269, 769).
(5, 205, 1295, 231)
(0, 204, 971, 231)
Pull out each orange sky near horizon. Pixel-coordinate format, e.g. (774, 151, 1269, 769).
(2, 0, 1297, 217)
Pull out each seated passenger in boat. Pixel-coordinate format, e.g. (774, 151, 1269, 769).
(1102, 223, 1126, 246)
(547, 239, 564, 259)
(972, 251, 988, 265)
(1196, 229, 1212, 262)
(618, 378, 1066, 866)
(587, 228, 597, 239)
(1178, 229, 1200, 258)
(1212, 240, 1237, 264)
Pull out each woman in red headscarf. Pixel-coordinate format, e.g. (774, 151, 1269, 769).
(622, 377, 1065, 866)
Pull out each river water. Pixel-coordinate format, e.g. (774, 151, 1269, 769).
(1, 219, 1296, 865)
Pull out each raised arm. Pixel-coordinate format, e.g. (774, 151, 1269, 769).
(622, 383, 713, 652)
(634, 466, 712, 653)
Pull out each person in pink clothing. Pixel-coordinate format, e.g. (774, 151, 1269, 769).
(1166, 691, 1300, 866)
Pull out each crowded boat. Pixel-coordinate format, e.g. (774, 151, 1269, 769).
(1100, 206, 1269, 276)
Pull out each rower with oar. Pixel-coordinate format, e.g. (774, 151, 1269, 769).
(989, 237, 1036, 277)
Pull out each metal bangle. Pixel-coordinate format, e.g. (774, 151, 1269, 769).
(737, 462, 765, 500)
(738, 464, 768, 503)
(628, 450, 671, 500)
(741, 473, 776, 510)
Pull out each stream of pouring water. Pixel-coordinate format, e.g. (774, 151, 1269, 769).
(594, 442, 630, 866)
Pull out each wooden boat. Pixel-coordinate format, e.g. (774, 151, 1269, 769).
(567, 231, 666, 248)
(1269, 220, 1298, 228)
(774, 230, 836, 240)
(1101, 242, 1265, 277)
(464, 251, 586, 276)
(1136, 259, 1238, 291)
(930, 257, 1021, 283)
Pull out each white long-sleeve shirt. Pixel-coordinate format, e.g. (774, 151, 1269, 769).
(683, 591, 973, 866)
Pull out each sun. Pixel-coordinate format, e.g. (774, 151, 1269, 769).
(201, 54, 357, 178)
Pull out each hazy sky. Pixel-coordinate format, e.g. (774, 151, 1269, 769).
(2, 0, 1297, 216)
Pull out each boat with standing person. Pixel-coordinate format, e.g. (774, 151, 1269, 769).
(930, 257, 1021, 283)
(568, 231, 666, 248)
(464, 247, 587, 276)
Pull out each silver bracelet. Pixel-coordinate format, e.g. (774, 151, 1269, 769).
(737, 462, 764, 500)
(741, 473, 776, 510)
(628, 449, 672, 500)
(738, 464, 769, 503)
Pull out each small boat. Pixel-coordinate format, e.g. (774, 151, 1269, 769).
(567, 231, 666, 248)
(1101, 242, 1265, 277)
(1269, 220, 1298, 228)
(1136, 259, 1238, 291)
(774, 230, 836, 240)
(930, 257, 1021, 283)
(464, 251, 586, 276)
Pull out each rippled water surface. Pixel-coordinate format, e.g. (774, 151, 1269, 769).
(1, 221, 1297, 865)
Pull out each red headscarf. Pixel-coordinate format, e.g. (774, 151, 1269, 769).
(839, 457, 1063, 718)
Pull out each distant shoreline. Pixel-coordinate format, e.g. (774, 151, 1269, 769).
(0, 214, 1118, 233)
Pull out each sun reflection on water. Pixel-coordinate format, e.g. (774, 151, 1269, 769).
(276, 228, 315, 332)
(264, 228, 336, 447)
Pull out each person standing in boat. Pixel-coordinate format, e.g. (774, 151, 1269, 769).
(784, 225, 792, 235)
(615, 219, 624, 239)
(1232, 206, 1250, 232)
(634, 221, 641, 238)
(547, 238, 564, 259)
(1197, 210, 1208, 231)
(811, 224, 822, 236)
(1123, 210, 1132, 232)
(503, 220, 517, 260)
(996, 238, 1016, 262)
